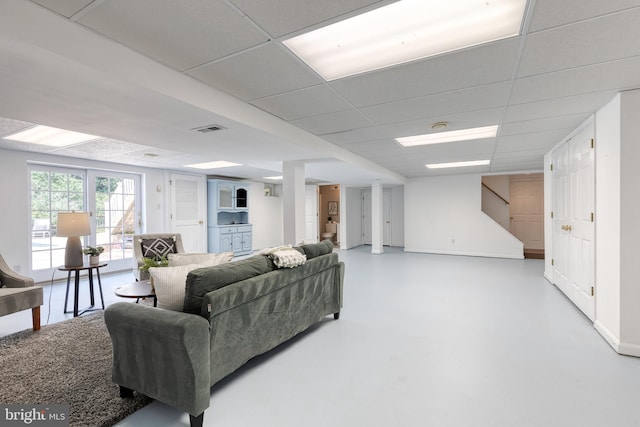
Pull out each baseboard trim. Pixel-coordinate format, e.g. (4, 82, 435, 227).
(543, 271, 553, 284)
(594, 320, 621, 353)
(403, 248, 523, 260)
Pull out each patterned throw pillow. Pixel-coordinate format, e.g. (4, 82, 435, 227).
(269, 247, 307, 268)
(140, 237, 176, 261)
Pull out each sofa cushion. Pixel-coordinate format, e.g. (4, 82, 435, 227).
(140, 237, 177, 261)
(168, 252, 233, 267)
(149, 264, 203, 311)
(298, 240, 334, 259)
(183, 255, 275, 315)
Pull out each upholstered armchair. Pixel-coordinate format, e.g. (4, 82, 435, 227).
(0, 254, 43, 330)
(132, 233, 185, 281)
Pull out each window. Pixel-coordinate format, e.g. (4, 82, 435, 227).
(30, 167, 86, 271)
(30, 165, 141, 280)
(90, 173, 138, 263)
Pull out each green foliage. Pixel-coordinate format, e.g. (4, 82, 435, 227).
(140, 256, 169, 272)
(82, 246, 105, 256)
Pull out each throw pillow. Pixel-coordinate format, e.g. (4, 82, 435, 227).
(149, 264, 203, 311)
(168, 252, 233, 267)
(269, 247, 307, 268)
(140, 237, 177, 261)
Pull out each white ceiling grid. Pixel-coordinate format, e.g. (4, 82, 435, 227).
(1, 0, 640, 184)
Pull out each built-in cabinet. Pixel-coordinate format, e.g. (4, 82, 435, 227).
(207, 179, 252, 255)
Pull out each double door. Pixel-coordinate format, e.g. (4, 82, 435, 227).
(551, 122, 595, 320)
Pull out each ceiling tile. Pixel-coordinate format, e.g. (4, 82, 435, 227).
(30, 0, 93, 17)
(321, 126, 387, 145)
(229, 0, 389, 38)
(291, 109, 372, 135)
(251, 85, 352, 121)
(188, 43, 322, 101)
(330, 38, 520, 107)
(361, 82, 511, 125)
(77, 0, 267, 71)
(520, 7, 640, 77)
(495, 129, 571, 153)
(379, 108, 505, 139)
(510, 56, 640, 105)
(500, 114, 588, 136)
(528, 0, 640, 32)
(504, 91, 616, 123)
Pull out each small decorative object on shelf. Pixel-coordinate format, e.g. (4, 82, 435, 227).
(83, 246, 104, 265)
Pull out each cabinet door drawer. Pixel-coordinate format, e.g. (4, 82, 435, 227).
(219, 227, 237, 234)
(237, 226, 252, 233)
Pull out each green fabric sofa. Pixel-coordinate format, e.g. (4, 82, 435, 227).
(104, 240, 344, 427)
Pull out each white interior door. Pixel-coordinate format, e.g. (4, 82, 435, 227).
(170, 174, 206, 253)
(510, 177, 544, 250)
(305, 185, 318, 244)
(551, 125, 595, 320)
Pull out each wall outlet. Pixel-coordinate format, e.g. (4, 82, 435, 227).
(451, 238, 455, 244)
(13, 264, 20, 273)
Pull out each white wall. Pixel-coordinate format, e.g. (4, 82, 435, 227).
(594, 94, 622, 345)
(343, 186, 363, 249)
(404, 174, 523, 258)
(248, 181, 283, 249)
(390, 185, 405, 247)
(594, 90, 640, 355)
(618, 90, 640, 351)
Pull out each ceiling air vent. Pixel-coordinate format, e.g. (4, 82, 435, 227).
(193, 124, 226, 133)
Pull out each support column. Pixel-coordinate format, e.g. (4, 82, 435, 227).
(282, 161, 306, 245)
(371, 181, 384, 254)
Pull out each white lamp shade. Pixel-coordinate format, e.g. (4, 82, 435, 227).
(57, 212, 91, 268)
(57, 212, 91, 237)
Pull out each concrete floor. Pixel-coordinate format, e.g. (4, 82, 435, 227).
(3, 246, 640, 426)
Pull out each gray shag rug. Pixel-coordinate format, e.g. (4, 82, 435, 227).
(0, 312, 152, 426)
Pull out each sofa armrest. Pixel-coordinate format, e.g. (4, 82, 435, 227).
(104, 302, 211, 416)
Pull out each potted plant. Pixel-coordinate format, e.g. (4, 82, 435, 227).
(140, 256, 169, 288)
(83, 246, 105, 265)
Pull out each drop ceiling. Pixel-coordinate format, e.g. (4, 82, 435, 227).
(1, 0, 640, 185)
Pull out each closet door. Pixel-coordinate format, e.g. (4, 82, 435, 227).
(551, 124, 595, 320)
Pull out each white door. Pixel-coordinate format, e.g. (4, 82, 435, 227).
(362, 190, 391, 245)
(552, 125, 595, 320)
(305, 185, 318, 243)
(170, 174, 206, 253)
(510, 176, 544, 250)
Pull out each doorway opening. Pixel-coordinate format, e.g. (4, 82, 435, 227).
(318, 185, 340, 246)
(481, 173, 544, 259)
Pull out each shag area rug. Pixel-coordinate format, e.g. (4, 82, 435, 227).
(0, 312, 152, 426)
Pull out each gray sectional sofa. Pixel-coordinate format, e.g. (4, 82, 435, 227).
(104, 240, 344, 427)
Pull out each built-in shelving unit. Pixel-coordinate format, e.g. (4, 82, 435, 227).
(207, 179, 252, 255)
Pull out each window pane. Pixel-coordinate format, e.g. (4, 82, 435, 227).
(31, 169, 85, 271)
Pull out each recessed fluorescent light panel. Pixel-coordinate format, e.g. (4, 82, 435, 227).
(283, 0, 527, 80)
(5, 125, 100, 147)
(396, 125, 499, 147)
(426, 160, 490, 169)
(184, 161, 241, 169)
(264, 176, 283, 180)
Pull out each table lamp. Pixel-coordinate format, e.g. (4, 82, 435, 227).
(57, 212, 91, 268)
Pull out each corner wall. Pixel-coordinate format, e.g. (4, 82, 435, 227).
(591, 90, 640, 356)
(404, 174, 523, 258)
